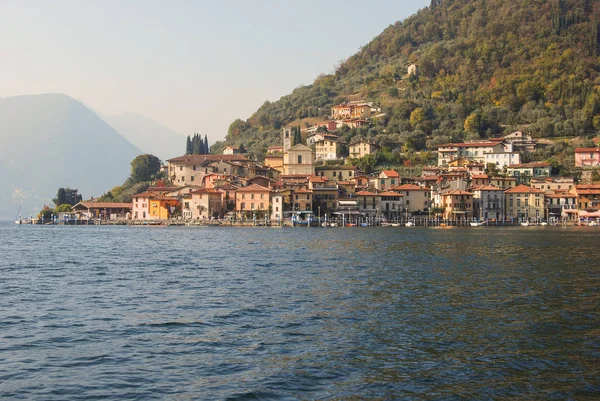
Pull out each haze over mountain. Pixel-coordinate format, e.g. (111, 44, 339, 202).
(0, 94, 141, 218)
(100, 112, 186, 161)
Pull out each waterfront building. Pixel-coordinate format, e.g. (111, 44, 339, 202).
(504, 184, 545, 221)
(439, 190, 474, 220)
(472, 185, 505, 221)
(189, 188, 224, 219)
(292, 189, 313, 212)
(235, 184, 271, 219)
(574, 185, 600, 218)
(72, 201, 132, 220)
(546, 193, 577, 221)
(390, 184, 431, 214)
(356, 190, 381, 218)
(270, 192, 284, 221)
(379, 191, 404, 220)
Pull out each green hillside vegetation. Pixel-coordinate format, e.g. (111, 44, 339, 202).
(213, 0, 600, 169)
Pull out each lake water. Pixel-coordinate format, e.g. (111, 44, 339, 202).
(1, 222, 598, 400)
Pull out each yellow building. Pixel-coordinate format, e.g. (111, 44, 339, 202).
(349, 140, 379, 158)
(149, 196, 180, 220)
(504, 184, 545, 221)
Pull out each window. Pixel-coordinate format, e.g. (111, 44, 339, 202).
(260, 203, 264, 210)
(143, 211, 146, 218)
(517, 199, 521, 207)
(193, 165, 196, 171)
(179, 166, 183, 171)
(298, 155, 303, 164)
(251, 194, 255, 200)
(260, 194, 264, 200)
(251, 204, 255, 210)
(191, 176, 194, 181)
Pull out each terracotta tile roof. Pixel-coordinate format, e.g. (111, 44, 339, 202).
(391, 184, 428, 191)
(437, 142, 500, 148)
(547, 194, 576, 198)
(294, 189, 313, 194)
(505, 184, 545, 194)
(471, 174, 489, 179)
(380, 169, 399, 178)
(148, 186, 180, 192)
(356, 190, 379, 196)
(191, 188, 223, 194)
(309, 176, 329, 183)
(75, 202, 132, 209)
(236, 184, 271, 192)
(443, 190, 473, 196)
(337, 181, 355, 185)
(379, 191, 404, 197)
(574, 148, 600, 153)
(167, 154, 249, 164)
(472, 185, 503, 191)
(508, 162, 551, 168)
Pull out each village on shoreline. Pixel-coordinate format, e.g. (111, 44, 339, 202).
(19, 102, 600, 228)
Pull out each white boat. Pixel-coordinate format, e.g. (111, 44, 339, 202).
(405, 221, 414, 227)
(470, 220, 487, 227)
(390, 223, 400, 227)
(14, 204, 22, 224)
(520, 221, 530, 227)
(589, 221, 599, 227)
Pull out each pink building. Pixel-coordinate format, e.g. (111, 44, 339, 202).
(575, 148, 600, 167)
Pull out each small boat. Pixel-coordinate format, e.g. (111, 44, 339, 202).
(390, 223, 400, 227)
(589, 221, 599, 227)
(14, 204, 22, 224)
(470, 220, 487, 227)
(405, 221, 414, 227)
(520, 221, 530, 227)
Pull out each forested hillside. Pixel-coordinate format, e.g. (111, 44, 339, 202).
(214, 0, 600, 162)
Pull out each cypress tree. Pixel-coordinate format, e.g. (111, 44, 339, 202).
(204, 135, 209, 154)
(186, 135, 192, 154)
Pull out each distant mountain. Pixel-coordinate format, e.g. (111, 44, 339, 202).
(101, 112, 186, 161)
(220, 0, 600, 159)
(0, 94, 142, 218)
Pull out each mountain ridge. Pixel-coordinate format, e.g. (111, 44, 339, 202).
(0, 93, 142, 218)
(215, 0, 600, 162)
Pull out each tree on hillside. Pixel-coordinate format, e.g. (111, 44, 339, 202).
(53, 188, 82, 207)
(186, 133, 210, 155)
(131, 154, 162, 184)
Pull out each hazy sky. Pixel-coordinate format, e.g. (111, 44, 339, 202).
(0, 0, 429, 142)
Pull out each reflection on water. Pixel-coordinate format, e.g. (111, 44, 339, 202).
(0, 223, 598, 399)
